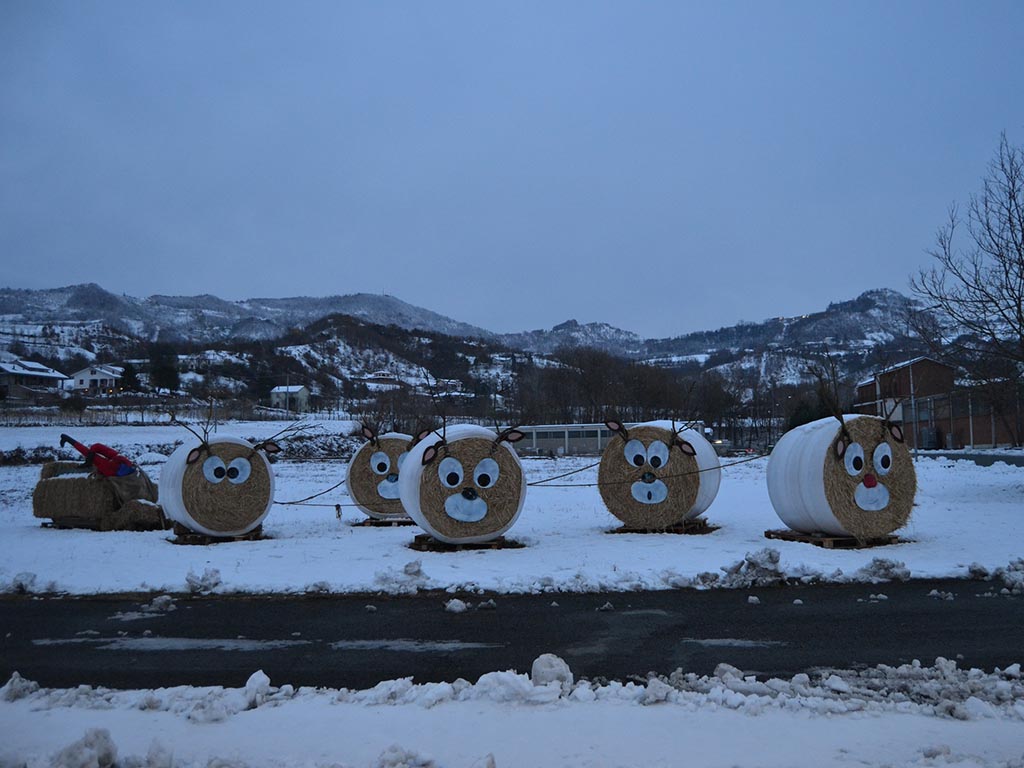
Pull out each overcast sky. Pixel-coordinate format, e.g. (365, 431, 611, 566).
(2, 2, 1023, 338)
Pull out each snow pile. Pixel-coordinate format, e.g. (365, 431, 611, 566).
(531, 653, 574, 692)
(4, 656, 1024, 768)
(5, 656, 1023, 722)
(185, 568, 222, 594)
(51, 727, 118, 768)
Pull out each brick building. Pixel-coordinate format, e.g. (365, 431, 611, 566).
(854, 357, 1020, 449)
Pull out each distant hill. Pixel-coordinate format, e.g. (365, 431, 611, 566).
(0, 284, 493, 345)
(0, 283, 931, 390)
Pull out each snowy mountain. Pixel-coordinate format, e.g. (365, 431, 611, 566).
(499, 319, 645, 356)
(0, 284, 493, 346)
(0, 283, 930, 391)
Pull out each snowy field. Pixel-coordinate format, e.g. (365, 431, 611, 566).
(1, 422, 1022, 596)
(2, 422, 1023, 767)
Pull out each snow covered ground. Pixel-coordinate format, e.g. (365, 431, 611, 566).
(1, 422, 1023, 596)
(2, 422, 1022, 767)
(2, 659, 1023, 767)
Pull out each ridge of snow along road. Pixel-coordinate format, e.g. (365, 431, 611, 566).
(1, 657, 1023, 767)
(1, 423, 1023, 596)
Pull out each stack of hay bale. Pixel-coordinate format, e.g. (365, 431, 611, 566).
(32, 461, 166, 531)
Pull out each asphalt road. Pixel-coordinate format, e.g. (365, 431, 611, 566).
(2, 579, 1020, 690)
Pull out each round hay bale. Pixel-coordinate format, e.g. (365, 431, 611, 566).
(345, 432, 413, 519)
(398, 424, 526, 545)
(767, 414, 916, 539)
(159, 436, 276, 537)
(598, 420, 721, 529)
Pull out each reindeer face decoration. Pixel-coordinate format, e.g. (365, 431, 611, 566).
(598, 420, 721, 529)
(398, 424, 526, 544)
(160, 435, 280, 537)
(825, 416, 916, 536)
(346, 425, 413, 519)
(767, 414, 916, 539)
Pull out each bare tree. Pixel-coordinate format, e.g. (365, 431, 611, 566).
(911, 133, 1024, 365)
(911, 133, 1024, 445)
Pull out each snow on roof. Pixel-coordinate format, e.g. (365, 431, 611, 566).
(857, 356, 954, 386)
(271, 385, 307, 393)
(70, 364, 123, 378)
(0, 358, 67, 379)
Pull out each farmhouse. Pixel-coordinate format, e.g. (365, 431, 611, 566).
(69, 364, 124, 393)
(270, 384, 310, 413)
(0, 353, 67, 399)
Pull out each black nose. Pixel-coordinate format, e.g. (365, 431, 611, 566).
(461, 488, 478, 501)
(641, 472, 656, 484)
(387, 473, 398, 483)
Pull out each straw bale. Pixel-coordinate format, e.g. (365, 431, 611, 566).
(32, 475, 117, 523)
(346, 434, 412, 519)
(417, 436, 524, 542)
(107, 499, 170, 531)
(179, 442, 273, 535)
(823, 416, 916, 539)
(39, 461, 88, 481)
(598, 425, 700, 529)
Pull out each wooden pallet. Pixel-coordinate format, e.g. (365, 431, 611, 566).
(407, 534, 526, 552)
(170, 523, 266, 546)
(608, 518, 720, 536)
(351, 517, 418, 528)
(763, 528, 903, 549)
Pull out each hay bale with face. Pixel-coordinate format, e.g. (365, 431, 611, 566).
(599, 420, 721, 529)
(767, 414, 916, 539)
(398, 424, 526, 544)
(346, 425, 413, 520)
(160, 435, 280, 538)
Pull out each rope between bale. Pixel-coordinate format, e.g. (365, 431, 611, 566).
(529, 453, 767, 488)
(274, 477, 346, 505)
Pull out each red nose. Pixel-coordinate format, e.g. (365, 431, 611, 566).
(863, 474, 878, 489)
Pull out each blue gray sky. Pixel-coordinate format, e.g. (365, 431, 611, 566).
(2, 2, 1023, 338)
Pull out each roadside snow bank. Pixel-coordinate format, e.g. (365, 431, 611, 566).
(3, 657, 1024, 768)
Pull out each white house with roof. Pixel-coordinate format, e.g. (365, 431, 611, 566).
(69, 364, 124, 393)
(270, 384, 310, 412)
(0, 353, 68, 399)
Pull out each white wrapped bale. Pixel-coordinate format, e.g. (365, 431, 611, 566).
(598, 420, 721, 529)
(767, 414, 916, 538)
(160, 435, 278, 537)
(346, 431, 413, 519)
(398, 424, 526, 544)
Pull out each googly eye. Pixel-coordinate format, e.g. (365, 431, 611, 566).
(624, 439, 646, 468)
(370, 451, 391, 476)
(843, 443, 865, 476)
(474, 458, 500, 488)
(202, 456, 227, 484)
(647, 441, 670, 469)
(438, 457, 464, 488)
(397, 451, 408, 470)
(227, 457, 252, 484)
(873, 443, 893, 476)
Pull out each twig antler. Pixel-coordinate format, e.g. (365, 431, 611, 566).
(807, 351, 853, 449)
